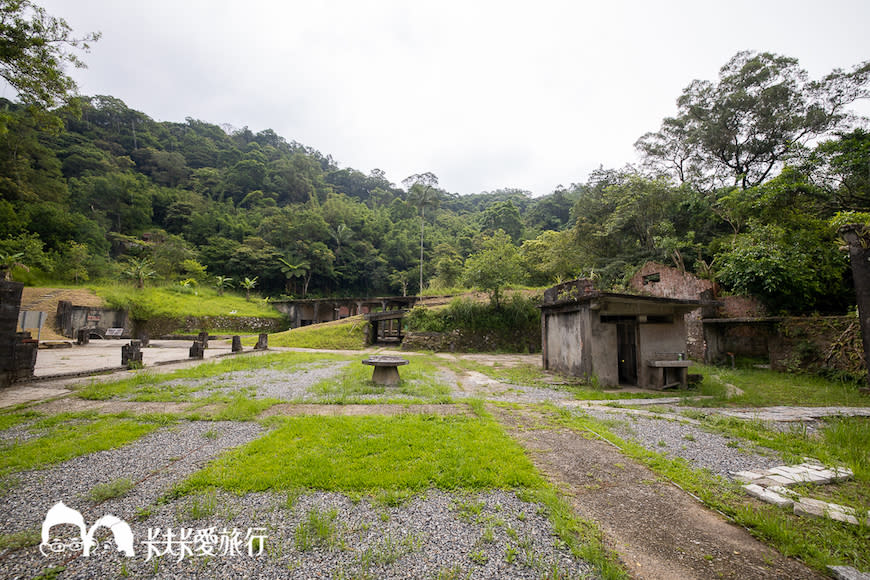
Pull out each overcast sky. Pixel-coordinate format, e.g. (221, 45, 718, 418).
(25, 1, 870, 196)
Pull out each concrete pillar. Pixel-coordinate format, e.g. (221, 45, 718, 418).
(254, 333, 268, 350)
(231, 335, 242, 352)
(189, 340, 204, 359)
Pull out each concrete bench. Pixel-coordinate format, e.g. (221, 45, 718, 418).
(647, 359, 692, 389)
(362, 355, 409, 386)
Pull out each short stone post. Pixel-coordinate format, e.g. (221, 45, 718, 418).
(122, 340, 143, 368)
(189, 340, 204, 359)
(138, 331, 150, 348)
(197, 331, 209, 349)
(254, 333, 268, 350)
(231, 335, 242, 353)
(76, 328, 90, 345)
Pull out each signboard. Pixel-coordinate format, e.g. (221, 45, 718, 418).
(18, 311, 47, 341)
(105, 327, 125, 338)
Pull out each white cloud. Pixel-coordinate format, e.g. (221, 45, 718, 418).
(34, 0, 870, 195)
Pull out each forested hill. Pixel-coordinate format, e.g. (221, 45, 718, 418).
(1, 51, 869, 314)
(0, 94, 577, 297)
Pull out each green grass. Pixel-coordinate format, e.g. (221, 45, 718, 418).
(550, 405, 870, 573)
(692, 364, 870, 407)
(262, 318, 366, 350)
(309, 356, 451, 403)
(175, 415, 540, 493)
(172, 412, 627, 579)
(0, 413, 166, 476)
(93, 283, 283, 321)
(88, 477, 134, 502)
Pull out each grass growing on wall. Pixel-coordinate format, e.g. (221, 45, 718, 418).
(265, 318, 366, 350)
(92, 284, 283, 321)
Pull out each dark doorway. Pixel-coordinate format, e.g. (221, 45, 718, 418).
(616, 319, 638, 385)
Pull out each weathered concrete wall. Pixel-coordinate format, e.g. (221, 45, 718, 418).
(57, 302, 130, 338)
(1, 281, 37, 386)
(542, 309, 589, 378)
(587, 313, 617, 386)
(57, 300, 286, 339)
(637, 318, 689, 388)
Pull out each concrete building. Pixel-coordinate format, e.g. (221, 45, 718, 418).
(540, 279, 699, 388)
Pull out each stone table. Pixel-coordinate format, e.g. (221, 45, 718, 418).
(361, 355, 409, 386)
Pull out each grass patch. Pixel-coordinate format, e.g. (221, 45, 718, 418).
(88, 477, 134, 502)
(692, 364, 869, 407)
(0, 413, 165, 476)
(0, 528, 40, 550)
(173, 411, 627, 579)
(94, 284, 282, 322)
(176, 415, 540, 493)
(263, 318, 365, 350)
(309, 356, 451, 403)
(550, 405, 870, 573)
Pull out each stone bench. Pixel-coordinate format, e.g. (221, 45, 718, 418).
(647, 359, 692, 389)
(361, 355, 409, 386)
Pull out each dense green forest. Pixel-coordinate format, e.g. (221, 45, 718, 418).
(1, 3, 869, 314)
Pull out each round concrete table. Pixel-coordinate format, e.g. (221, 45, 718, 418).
(361, 355, 409, 386)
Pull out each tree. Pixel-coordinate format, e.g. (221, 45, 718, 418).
(60, 240, 89, 283)
(637, 51, 870, 190)
(402, 172, 440, 295)
(214, 275, 233, 296)
(462, 230, 523, 307)
(480, 200, 523, 243)
(240, 276, 258, 300)
(0, 0, 100, 109)
(277, 256, 309, 296)
(123, 257, 155, 289)
(0, 251, 26, 280)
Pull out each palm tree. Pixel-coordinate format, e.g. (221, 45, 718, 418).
(214, 275, 234, 296)
(240, 276, 258, 300)
(402, 172, 440, 296)
(0, 252, 27, 281)
(277, 257, 309, 296)
(123, 257, 155, 289)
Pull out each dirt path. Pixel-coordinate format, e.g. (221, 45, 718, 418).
(491, 405, 823, 580)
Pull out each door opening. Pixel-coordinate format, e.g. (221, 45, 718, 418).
(616, 319, 638, 385)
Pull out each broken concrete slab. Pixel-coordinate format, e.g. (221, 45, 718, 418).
(794, 498, 864, 526)
(828, 565, 870, 580)
(743, 484, 794, 508)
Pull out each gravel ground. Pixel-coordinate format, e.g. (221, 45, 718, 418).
(0, 421, 263, 540)
(137, 362, 351, 401)
(4, 490, 597, 579)
(575, 407, 784, 478)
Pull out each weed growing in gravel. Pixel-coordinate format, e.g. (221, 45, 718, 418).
(0, 413, 163, 476)
(77, 352, 348, 401)
(294, 507, 341, 551)
(0, 528, 40, 549)
(88, 477, 134, 502)
(179, 488, 219, 521)
(452, 496, 486, 522)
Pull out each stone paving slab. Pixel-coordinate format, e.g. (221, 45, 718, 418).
(719, 406, 870, 422)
